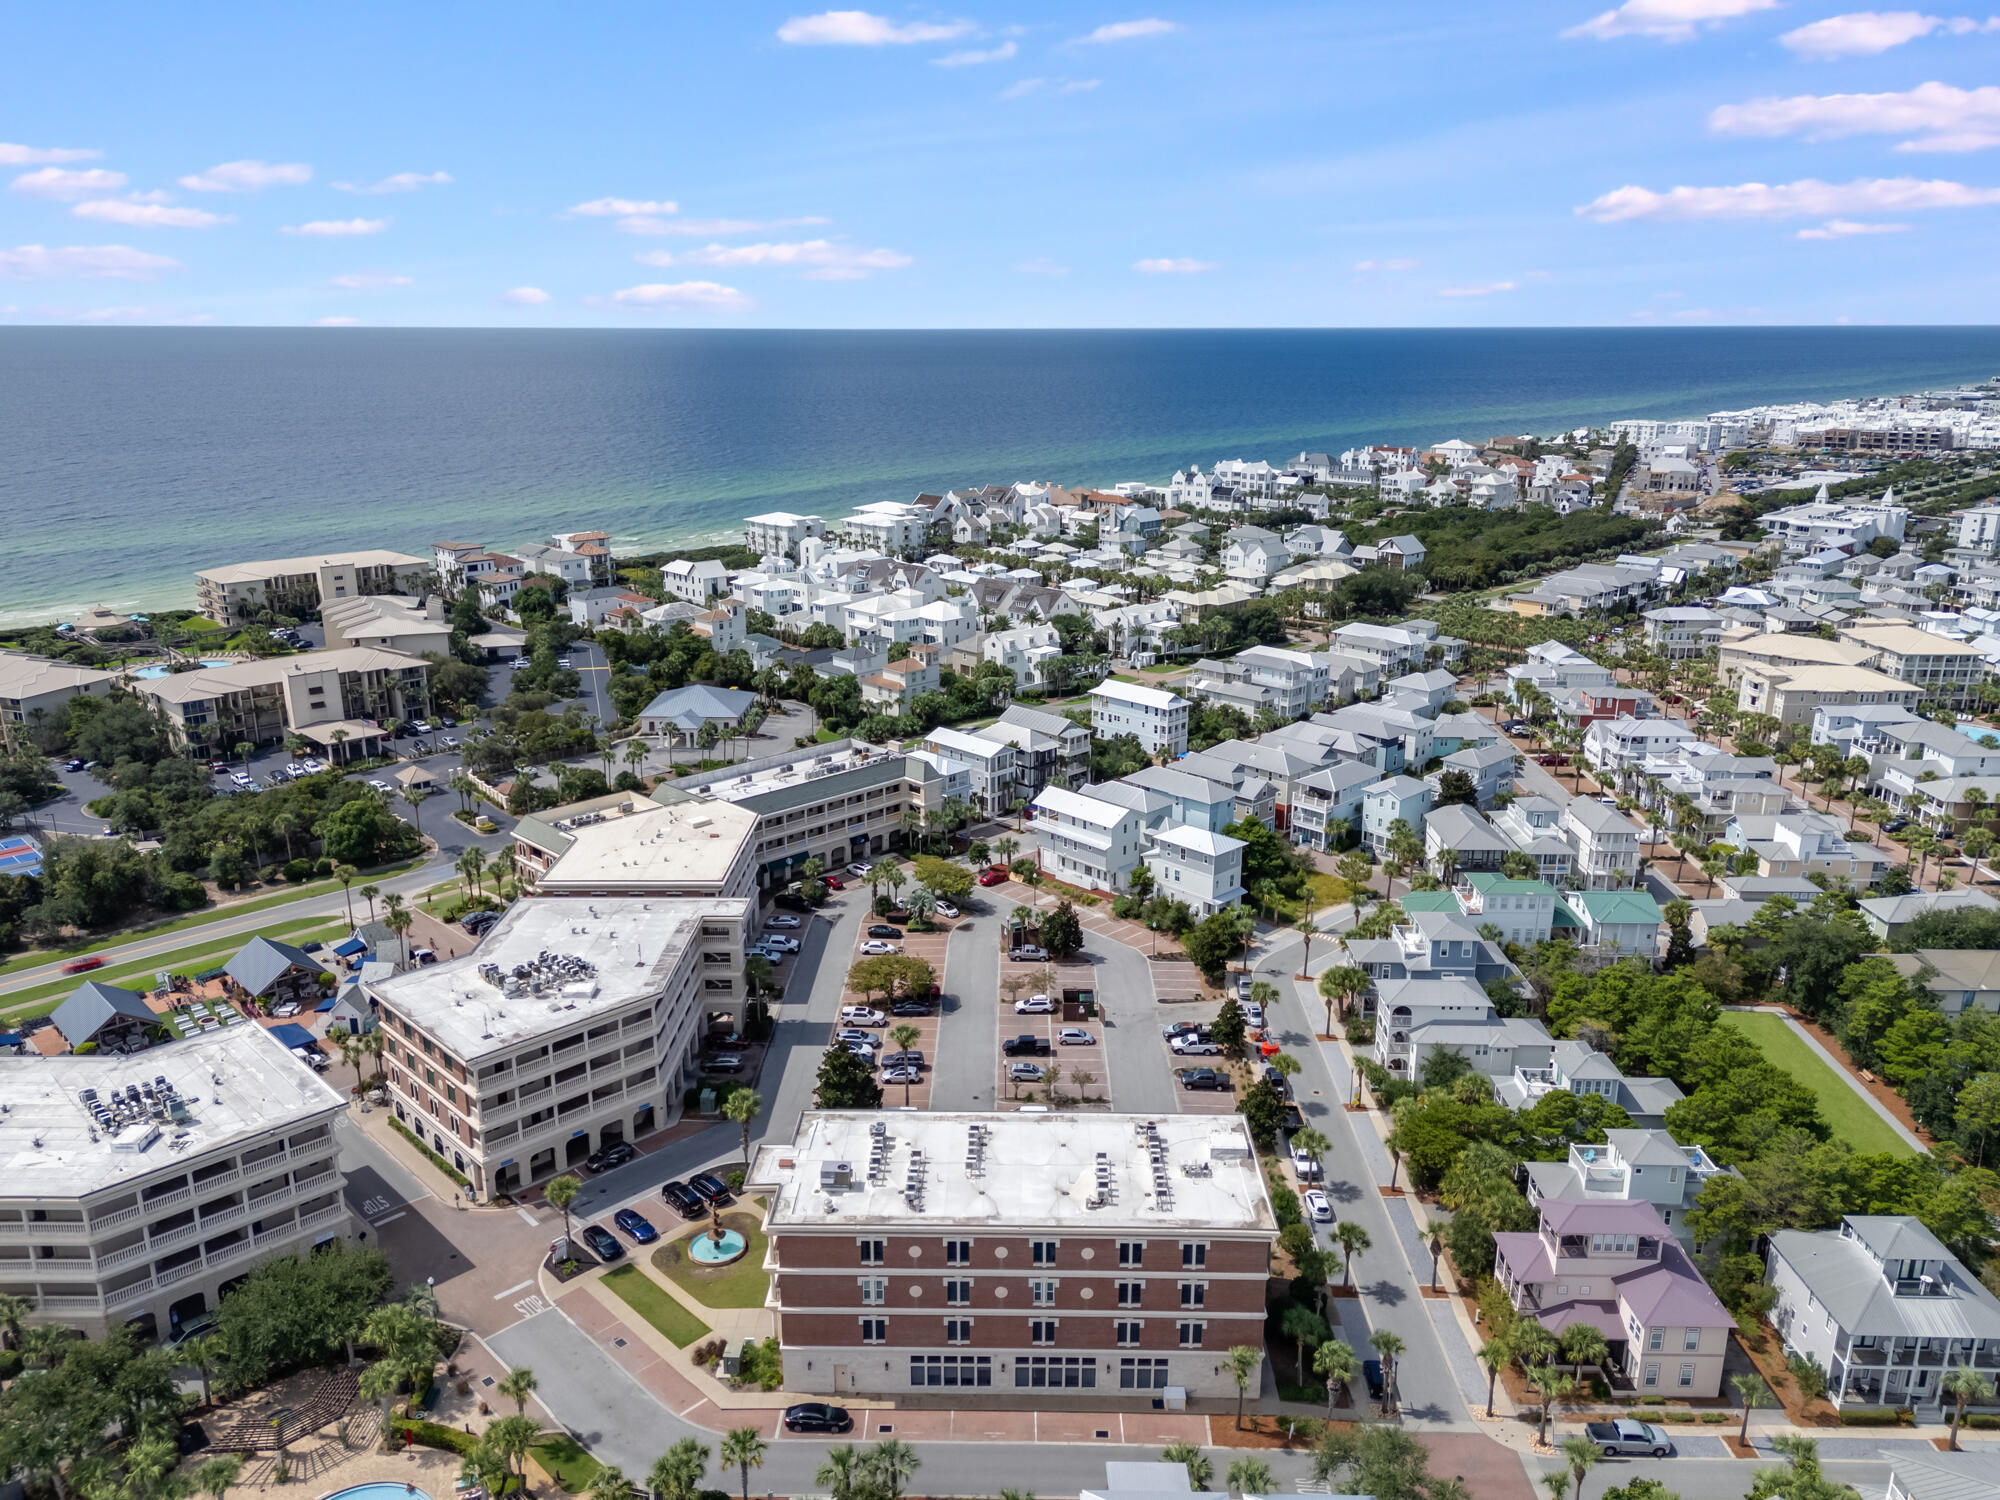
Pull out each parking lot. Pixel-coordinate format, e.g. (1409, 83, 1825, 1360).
(995, 965, 1109, 1108)
(828, 883, 963, 1112)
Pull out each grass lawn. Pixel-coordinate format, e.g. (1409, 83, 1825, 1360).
(599, 1262, 712, 1347)
(652, 1206, 771, 1309)
(530, 1433, 602, 1492)
(1717, 1011, 1914, 1158)
(0, 917, 347, 1022)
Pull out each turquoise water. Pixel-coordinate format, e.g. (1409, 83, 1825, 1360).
(3, 326, 1998, 624)
(322, 1486, 432, 1500)
(131, 659, 231, 678)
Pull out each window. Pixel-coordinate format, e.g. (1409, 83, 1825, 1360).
(1120, 1357, 1169, 1390)
(945, 1319, 973, 1345)
(859, 1278, 887, 1305)
(1180, 1282, 1206, 1308)
(1647, 1328, 1663, 1351)
(1030, 1319, 1058, 1346)
(1643, 1363, 1659, 1388)
(860, 1318, 887, 1344)
(945, 1239, 972, 1267)
(1116, 1321, 1143, 1347)
(859, 1239, 885, 1266)
(1015, 1355, 1094, 1388)
(911, 1355, 990, 1387)
(1683, 1328, 1700, 1351)
(945, 1280, 972, 1307)
(1178, 1322, 1205, 1348)
(1678, 1364, 1695, 1389)
(1031, 1279, 1058, 1307)
(1031, 1240, 1058, 1265)
(1117, 1281, 1143, 1307)
(1181, 1242, 1207, 1269)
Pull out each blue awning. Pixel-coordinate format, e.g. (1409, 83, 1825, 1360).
(332, 937, 367, 957)
(313, 993, 338, 1012)
(268, 1023, 317, 1050)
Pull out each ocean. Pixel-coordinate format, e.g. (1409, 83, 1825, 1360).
(4, 325, 1999, 625)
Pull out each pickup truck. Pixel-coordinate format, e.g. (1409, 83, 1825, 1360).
(1584, 1420, 1673, 1457)
(1003, 1034, 1053, 1057)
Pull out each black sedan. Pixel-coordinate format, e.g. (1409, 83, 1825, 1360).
(689, 1172, 734, 1207)
(867, 924, 903, 938)
(661, 1180, 704, 1217)
(581, 1224, 624, 1262)
(783, 1403, 853, 1434)
(585, 1142, 638, 1174)
(1362, 1358, 1385, 1400)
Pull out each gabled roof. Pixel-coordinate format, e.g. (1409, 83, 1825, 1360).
(51, 981, 155, 1048)
(226, 935, 325, 999)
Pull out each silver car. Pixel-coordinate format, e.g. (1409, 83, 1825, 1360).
(1009, 1062, 1046, 1082)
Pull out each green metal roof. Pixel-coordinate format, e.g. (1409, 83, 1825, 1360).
(1397, 892, 1461, 914)
(1572, 888, 1665, 924)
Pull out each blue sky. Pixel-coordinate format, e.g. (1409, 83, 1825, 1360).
(5, 1, 2000, 326)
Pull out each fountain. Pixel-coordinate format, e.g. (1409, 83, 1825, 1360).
(688, 1202, 747, 1266)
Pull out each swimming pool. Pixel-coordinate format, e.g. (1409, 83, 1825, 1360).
(321, 1484, 434, 1500)
(131, 658, 233, 679)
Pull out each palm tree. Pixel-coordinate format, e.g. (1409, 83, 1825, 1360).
(1280, 1303, 1329, 1380)
(336, 863, 359, 925)
(1293, 913, 1319, 978)
(1732, 1371, 1770, 1448)
(722, 1088, 762, 1178)
(1943, 1367, 1994, 1450)
(651, 1438, 711, 1500)
(817, 1447, 867, 1500)
(183, 1331, 223, 1408)
(1269, 1051, 1302, 1099)
(864, 1438, 919, 1500)
(1292, 1126, 1329, 1183)
(624, 738, 651, 780)
(1477, 1330, 1515, 1419)
(720, 1427, 767, 1500)
(193, 1456, 242, 1500)
(588, 1465, 633, 1500)
(1528, 1366, 1575, 1447)
(1560, 1322, 1609, 1389)
(993, 835, 1020, 868)
(488, 1414, 540, 1484)
(0, 1291, 29, 1352)
(401, 785, 433, 840)
(497, 1364, 539, 1416)
(1226, 1458, 1274, 1498)
(1314, 1338, 1359, 1418)
(1334, 1220, 1370, 1287)
(1225, 1344, 1261, 1429)
(545, 1173, 582, 1255)
(457, 847, 486, 896)
(1557, 1434, 1599, 1500)
(1965, 826, 1994, 890)
(1318, 964, 1369, 1033)
(1369, 1329, 1405, 1416)
(888, 1023, 921, 1105)
(359, 883, 381, 923)
(358, 1357, 405, 1451)
(1161, 1443, 1212, 1492)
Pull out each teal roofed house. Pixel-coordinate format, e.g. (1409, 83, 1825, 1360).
(1571, 888, 1666, 959)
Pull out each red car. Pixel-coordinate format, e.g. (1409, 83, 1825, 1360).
(60, 955, 106, 975)
(978, 867, 1009, 887)
(708, 1033, 753, 1051)
(822, 874, 845, 890)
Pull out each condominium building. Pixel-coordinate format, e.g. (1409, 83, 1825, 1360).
(1837, 621, 1990, 707)
(840, 502, 933, 555)
(921, 727, 1018, 818)
(368, 892, 750, 1201)
(319, 594, 454, 656)
(0, 654, 114, 752)
(1090, 680, 1190, 759)
(745, 512, 828, 559)
(751, 1112, 1277, 1399)
(195, 549, 433, 625)
(131, 646, 434, 761)
(0, 1023, 348, 1340)
(1736, 662, 1925, 727)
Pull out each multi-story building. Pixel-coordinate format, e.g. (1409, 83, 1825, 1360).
(1360, 775, 1431, 853)
(751, 1111, 1277, 1399)
(840, 502, 932, 555)
(921, 727, 1019, 819)
(1524, 1129, 1727, 1240)
(195, 549, 433, 625)
(1090, 680, 1190, 759)
(1184, 647, 1327, 722)
(511, 541, 600, 590)
(1583, 715, 1699, 780)
(320, 593, 455, 656)
(0, 1023, 348, 1340)
(369, 891, 750, 1202)
(1837, 621, 1990, 708)
(132, 647, 434, 761)
(1959, 503, 2000, 557)
(1289, 762, 1383, 851)
(1756, 492, 1908, 557)
(1766, 1216, 2000, 1414)
(0, 654, 114, 752)
(660, 558, 730, 605)
(1721, 811, 1893, 883)
(1141, 825, 1247, 916)
(1561, 798, 1640, 889)
(984, 625, 1064, 691)
(986, 704, 1091, 799)
(1031, 786, 1148, 895)
(745, 512, 827, 559)
(1493, 796, 1573, 883)
(1496, 1040, 1685, 1127)
(1495, 1198, 1734, 1397)
(1641, 607, 1725, 660)
(1123, 764, 1240, 834)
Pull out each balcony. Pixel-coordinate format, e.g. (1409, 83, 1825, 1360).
(0, 1219, 90, 1242)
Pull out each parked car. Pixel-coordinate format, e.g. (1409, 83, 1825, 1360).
(613, 1208, 659, 1244)
(867, 924, 902, 939)
(1008, 1061, 1047, 1083)
(1003, 1034, 1052, 1057)
(1362, 1359, 1384, 1400)
(1290, 1145, 1323, 1181)
(1585, 1420, 1673, 1458)
(1242, 1002, 1265, 1029)
(1261, 1063, 1292, 1097)
(822, 874, 845, 890)
(661, 1181, 704, 1216)
(784, 1403, 853, 1434)
(1010, 945, 1048, 962)
(759, 935, 801, 953)
(890, 1000, 934, 1016)
(1178, 1067, 1225, 1091)
(882, 1065, 922, 1085)
(834, 1028, 878, 1046)
(1883, 817, 1911, 834)
(704, 1053, 746, 1074)
(933, 899, 960, 918)
(1237, 977, 1254, 1001)
(1057, 1028, 1095, 1046)
(847, 862, 872, 878)
(880, 1050, 925, 1069)
(584, 1141, 638, 1174)
(1536, 754, 1569, 766)
(1171, 1035, 1221, 1056)
(368, 779, 392, 792)
(840, 1006, 887, 1027)
(581, 1224, 624, 1262)
(1015, 994, 1056, 1014)
(766, 913, 802, 929)
(978, 867, 1009, 886)
(556, 658, 573, 670)
(859, 940, 899, 956)
(1304, 1189, 1333, 1223)
(1161, 1020, 1207, 1040)
(688, 1172, 733, 1206)
(230, 773, 254, 788)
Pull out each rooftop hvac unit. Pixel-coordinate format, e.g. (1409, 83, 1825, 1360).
(820, 1160, 854, 1191)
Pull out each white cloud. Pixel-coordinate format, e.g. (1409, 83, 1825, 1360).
(317, 316, 362, 326)
(330, 273, 414, 289)
(638, 239, 912, 279)
(613, 214, 829, 237)
(776, 10, 976, 44)
(1353, 258, 1419, 272)
(282, 218, 389, 236)
(500, 286, 551, 304)
(178, 160, 312, 193)
(1779, 11, 1998, 57)
(1564, 0, 1776, 41)
(1577, 175, 2000, 221)
(0, 244, 181, 280)
(1711, 82, 2000, 153)
(0, 143, 100, 165)
(1000, 77, 1046, 98)
(569, 196, 679, 217)
(1077, 18, 1180, 42)
(1016, 257, 1069, 275)
(1062, 78, 1101, 91)
(610, 280, 752, 310)
(1134, 257, 1217, 274)
(1438, 280, 1517, 297)
(71, 200, 228, 228)
(934, 40, 1017, 64)
(334, 171, 453, 194)
(1797, 217, 1913, 237)
(11, 168, 127, 201)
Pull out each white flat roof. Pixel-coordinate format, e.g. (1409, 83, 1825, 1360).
(536, 796, 756, 890)
(0, 1023, 345, 1201)
(1091, 678, 1187, 711)
(196, 549, 428, 584)
(754, 1111, 1276, 1233)
(368, 895, 746, 1058)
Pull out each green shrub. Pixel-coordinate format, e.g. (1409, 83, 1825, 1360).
(1699, 1412, 1730, 1424)
(314, 858, 334, 877)
(1837, 1407, 1910, 1426)
(1962, 1413, 2000, 1430)
(0, 1348, 22, 1379)
(393, 1417, 476, 1454)
(282, 858, 313, 883)
(737, 1336, 784, 1391)
(1269, 1184, 1303, 1228)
